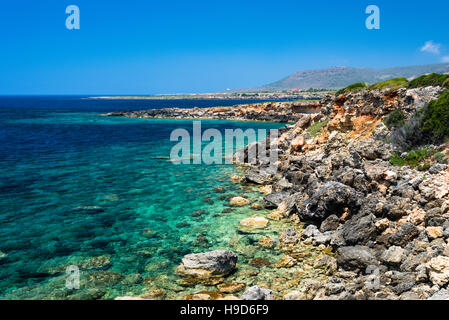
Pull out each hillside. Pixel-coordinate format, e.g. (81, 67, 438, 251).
(257, 64, 449, 91)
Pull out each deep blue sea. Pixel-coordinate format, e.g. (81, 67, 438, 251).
(0, 97, 288, 299)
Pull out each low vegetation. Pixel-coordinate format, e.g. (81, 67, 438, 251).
(389, 147, 436, 170)
(408, 73, 449, 89)
(368, 77, 409, 90)
(306, 119, 329, 137)
(384, 109, 406, 129)
(419, 90, 449, 141)
(434, 152, 448, 164)
(390, 90, 449, 149)
(335, 82, 368, 96)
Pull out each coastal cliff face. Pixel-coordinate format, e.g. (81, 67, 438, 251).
(103, 101, 322, 123)
(232, 86, 449, 300)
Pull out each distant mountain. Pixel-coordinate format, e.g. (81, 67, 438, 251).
(256, 64, 449, 91)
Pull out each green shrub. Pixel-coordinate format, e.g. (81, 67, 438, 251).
(408, 73, 449, 89)
(306, 119, 329, 137)
(389, 148, 436, 169)
(434, 152, 448, 164)
(335, 82, 368, 96)
(389, 153, 407, 166)
(384, 109, 406, 129)
(420, 90, 449, 141)
(418, 162, 431, 171)
(369, 77, 409, 90)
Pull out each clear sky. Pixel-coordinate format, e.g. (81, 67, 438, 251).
(1, 0, 449, 95)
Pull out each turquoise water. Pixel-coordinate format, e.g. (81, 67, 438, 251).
(0, 97, 290, 299)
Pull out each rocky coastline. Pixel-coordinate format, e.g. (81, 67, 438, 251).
(102, 101, 322, 123)
(115, 85, 449, 300)
(227, 85, 449, 300)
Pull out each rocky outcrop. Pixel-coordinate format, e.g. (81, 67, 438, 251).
(236, 85, 449, 300)
(102, 101, 321, 123)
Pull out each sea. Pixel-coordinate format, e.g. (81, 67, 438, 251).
(0, 96, 298, 299)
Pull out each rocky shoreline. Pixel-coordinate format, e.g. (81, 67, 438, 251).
(102, 101, 321, 123)
(115, 85, 449, 300)
(226, 86, 449, 300)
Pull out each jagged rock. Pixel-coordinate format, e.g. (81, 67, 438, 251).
(383, 196, 411, 220)
(353, 139, 393, 161)
(425, 208, 445, 227)
(275, 255, 297, 268)
(428, 289, 449, 300)
(245, 168, 273, 185)
(429, 164, 448, 175)
(279, 228, 299, 246)
(291, 135, 305, 152)
(338, 214, 377, 245)
(388, 223, 419, 247)
(263, 192, 290, 209)
(381, 246, 407, 266)
(284, 290, 305, 300)
(298, 182, 363, 221)
(320, 214, 340, 232)
(313, 255, 337, 273)
(302, 225, 320, 239)
(337, 246, 378, 270)
(241, 286, 274, 300)
(176, 250, 238, 279)
(428, 256, 449, 286)
(426, 226, 444, 240)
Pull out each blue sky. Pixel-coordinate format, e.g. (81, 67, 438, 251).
(1, 0, 448, 95)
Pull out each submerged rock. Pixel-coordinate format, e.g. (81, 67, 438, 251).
(217, 282, 246, 294)
(229, 197, 250, 207)
(249, 258, 272, 267)
(239, 216, 269, 230)
(72, 206, 105, 214)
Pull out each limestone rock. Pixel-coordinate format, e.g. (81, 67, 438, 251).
(229, 196, 250, 207)
(176, 250, 238, 279)
(241, 286, 274, 300)
(239, 216, 269, 229)
(428, 256, 449, 286)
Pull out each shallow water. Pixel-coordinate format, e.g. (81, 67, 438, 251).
(1, 97, 321, 299)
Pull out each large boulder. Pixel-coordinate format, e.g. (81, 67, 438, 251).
(337, 246, 378, 270)
(176, 250, 238, 279)
(298, 182, 363, 221)
(338, 214, 377, 245)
